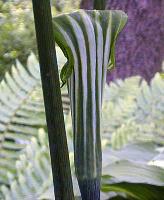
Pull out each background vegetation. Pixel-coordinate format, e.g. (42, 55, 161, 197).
(0, 0, 80, 78)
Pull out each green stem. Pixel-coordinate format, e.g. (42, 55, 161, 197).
(78, 179, 100, 200)
(32, 0, 74, 199)
(94, 0, 106, 10)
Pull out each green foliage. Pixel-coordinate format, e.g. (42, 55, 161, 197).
(0, 53, 43, 185)
(102, 159, 164, 186)
(0, 48, 69, 186)
(1, 132, 163, 199)
(0, 129, 52, 200)
(0, 128, 75, 200)
(0, 0, 80, 78)
(0, 46, 163, 199)
(52, 0, 80, 12)
(0, 0, 36, 77)
(102, 149, 164, 199)
(101, 183, 164, 200)
(101, 142, 164, 199)
(102, 73, 164, 149)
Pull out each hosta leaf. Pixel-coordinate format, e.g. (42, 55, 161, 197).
(101, 182, 164, 200)
(102, 144, 164, 199)
(102, 160, 164, 186)
(102, 142, 158, 167)
(149, 148, 164, 169)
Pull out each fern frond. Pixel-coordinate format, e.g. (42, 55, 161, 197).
(102, 74, 164, 149)
(0, 128, 74, 200)
(0, 129, 52, 200)
(0, 48, 70, 185)
(1, 129, 163, 200)
(103, 76, 141, 102)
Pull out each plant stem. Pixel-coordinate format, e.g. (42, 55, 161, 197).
(78, 179, 100, 200)
(94, 0, 106, 10)
(32, 0, 74, 199)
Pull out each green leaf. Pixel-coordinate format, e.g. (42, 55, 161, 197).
(102, 160, 164, 186)
(101, 182, 164, 200)
(102, 142, 158, 168)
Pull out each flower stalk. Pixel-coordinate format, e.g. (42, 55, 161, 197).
(32, 0, 74, 199)
(94, 0, 106, 10)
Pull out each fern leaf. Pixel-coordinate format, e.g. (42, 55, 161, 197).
(102, 74, 164, 149)
(0, 48, 70, 185)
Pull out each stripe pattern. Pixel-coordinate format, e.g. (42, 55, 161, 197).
(53, 10, 127, 180)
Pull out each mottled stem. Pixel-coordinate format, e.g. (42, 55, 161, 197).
(32, 0, 74, 199)
(78, 179, 100, 200)
(94, 0, 106, 10)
